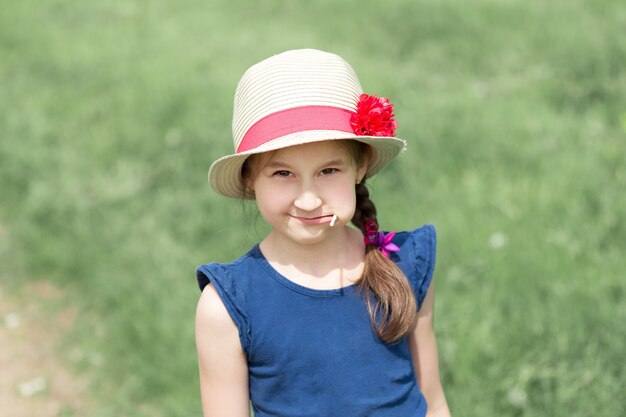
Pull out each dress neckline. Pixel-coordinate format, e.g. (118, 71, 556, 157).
(251, 244, 359, 297)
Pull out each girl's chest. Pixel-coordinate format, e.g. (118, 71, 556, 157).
(245, 291, 409, 369)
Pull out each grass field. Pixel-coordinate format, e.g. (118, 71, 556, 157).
(1, 0, 625, 416)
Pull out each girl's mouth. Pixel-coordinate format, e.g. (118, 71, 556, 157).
(290, 215, 334, 224)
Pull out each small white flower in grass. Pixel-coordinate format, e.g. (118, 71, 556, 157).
(4, 312, 20, 329)
(165, 129, 182, 147)
(18, 376, 48, 397)
(489, 232, 507, 249)
(89, 352, 104, 367)
(507, 386, 528, 407)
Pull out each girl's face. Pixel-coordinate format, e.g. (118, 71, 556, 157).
(246, 140, 368, 246)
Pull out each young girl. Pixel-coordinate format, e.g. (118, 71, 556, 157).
(195, 49, 450, 417)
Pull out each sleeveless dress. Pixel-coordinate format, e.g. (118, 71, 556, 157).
(196, 224, 437, 417)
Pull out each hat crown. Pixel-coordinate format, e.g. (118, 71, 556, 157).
(231, 49, 363, 151)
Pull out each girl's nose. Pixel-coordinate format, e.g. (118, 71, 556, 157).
(294, 189, 322, 211)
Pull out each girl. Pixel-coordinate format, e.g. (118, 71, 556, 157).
(195, 49, 450, 417)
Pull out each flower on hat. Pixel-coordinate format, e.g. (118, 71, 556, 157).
(350, 94, 398, 137)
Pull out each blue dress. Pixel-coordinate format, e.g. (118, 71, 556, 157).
(196, 224, 437, 417)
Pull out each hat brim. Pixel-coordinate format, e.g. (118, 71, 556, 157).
(208, 130, 407, 199)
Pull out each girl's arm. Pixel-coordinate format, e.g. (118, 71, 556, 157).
(195, 283, 251, 417)
(408, 282, 451, 417)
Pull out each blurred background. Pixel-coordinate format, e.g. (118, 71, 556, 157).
(1, 0, 625, 416)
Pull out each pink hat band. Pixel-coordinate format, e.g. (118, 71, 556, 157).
(236, 105, 354, 153)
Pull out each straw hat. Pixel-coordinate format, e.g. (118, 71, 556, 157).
(208, 48, 407, 199)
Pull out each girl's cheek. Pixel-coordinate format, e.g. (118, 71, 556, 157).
(258, 184, 295, 209)
(324, 183, 357, 214)
(326, 179, 357, 198)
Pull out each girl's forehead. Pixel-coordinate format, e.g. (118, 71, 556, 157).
(267, 141, 350, 162)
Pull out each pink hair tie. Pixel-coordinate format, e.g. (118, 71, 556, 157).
(363, 220, 400, 259)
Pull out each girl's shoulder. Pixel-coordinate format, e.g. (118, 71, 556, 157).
(390, 224, 437, 310)
(390, 224, 436, 261)
(195, 247, 259, 357)
(195, 245, 261, 292)
(393, 224, 436, 245)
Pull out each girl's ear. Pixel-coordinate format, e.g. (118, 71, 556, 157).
(241, 156, 257, 191)
(356, 163, 368, 184)
(243, 178, 255, 193)
(355, 143, 373, 184)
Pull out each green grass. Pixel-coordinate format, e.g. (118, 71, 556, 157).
(1, 0, 625, 416)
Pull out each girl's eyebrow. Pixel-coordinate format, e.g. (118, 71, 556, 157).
(265, 159, 348, 169)
(265, 161, 292, 169)
(320, 159, 349, 167)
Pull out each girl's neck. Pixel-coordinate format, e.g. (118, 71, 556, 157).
(260, 226, 364, 279)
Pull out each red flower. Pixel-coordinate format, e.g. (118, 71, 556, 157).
(350, 94, 398, 137)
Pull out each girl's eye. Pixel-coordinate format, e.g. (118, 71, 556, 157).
(273, 170, 292, 177)
(321, 168, 339, 175)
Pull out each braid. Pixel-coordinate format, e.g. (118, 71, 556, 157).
(352, 178, 418, 344)
(352, 181, 377, 234)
